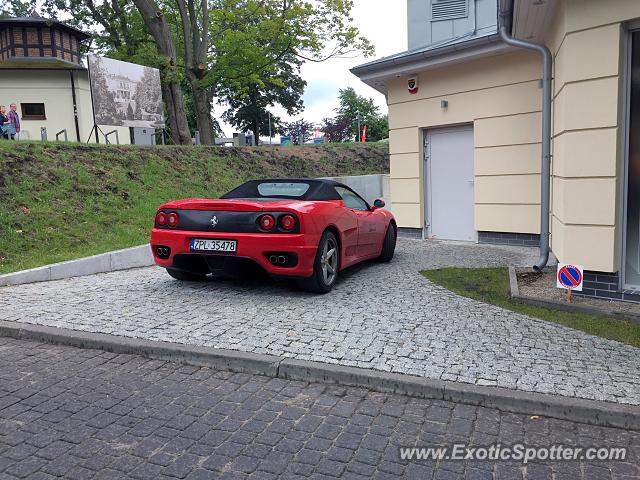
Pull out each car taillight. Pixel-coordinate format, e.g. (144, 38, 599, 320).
(156, 211, 167, 226)
(167, 212, 179, 228)
(280, 214, 296, 231)
(259, 214, 275, 230)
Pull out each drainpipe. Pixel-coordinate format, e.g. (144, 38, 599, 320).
(498, 10, 552, 272)
(69, 71, 81, 142)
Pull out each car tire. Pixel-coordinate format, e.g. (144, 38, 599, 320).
(299, 230, 339, 294)
(377, 223, 396, 262)
(166, 268, 209, 282)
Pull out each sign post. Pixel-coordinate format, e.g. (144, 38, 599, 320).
(556, 263, 584, 303)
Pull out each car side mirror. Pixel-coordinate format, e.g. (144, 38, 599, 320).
(372, 198, 385, 209)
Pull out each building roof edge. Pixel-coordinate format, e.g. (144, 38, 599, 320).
(351, 33, 502, 78)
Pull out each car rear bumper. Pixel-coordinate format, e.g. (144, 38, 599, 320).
(150, 228, 318, 277)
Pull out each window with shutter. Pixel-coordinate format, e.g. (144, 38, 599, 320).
(431, 0, 469, 21)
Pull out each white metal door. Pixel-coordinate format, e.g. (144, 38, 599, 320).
(424, 125, 476, 242)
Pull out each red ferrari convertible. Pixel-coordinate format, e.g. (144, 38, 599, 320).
(150, 179, 396, 293)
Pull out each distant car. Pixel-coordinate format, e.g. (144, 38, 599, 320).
(150, 179, 396, 293)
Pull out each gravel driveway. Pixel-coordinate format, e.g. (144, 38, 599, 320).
(1, 239, 639, 406)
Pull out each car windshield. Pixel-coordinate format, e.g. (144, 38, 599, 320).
(221, 179, 342, 201)
(224, 198, 300, 202)
(256, 182, 310, 197)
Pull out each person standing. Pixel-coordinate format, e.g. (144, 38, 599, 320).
(6, 103, 20, 140)
(0, 106, 7, 139)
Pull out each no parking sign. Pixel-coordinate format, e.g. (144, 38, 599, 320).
(556, 263, 584, 292)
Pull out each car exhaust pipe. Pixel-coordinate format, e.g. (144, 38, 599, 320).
(269, 255, 278, 265)
(277, 256, 286, 264)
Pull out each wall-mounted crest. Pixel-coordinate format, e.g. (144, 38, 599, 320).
(408, 76, 419, 94)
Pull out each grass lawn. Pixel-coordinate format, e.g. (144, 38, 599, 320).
(422, 267, 640, 348)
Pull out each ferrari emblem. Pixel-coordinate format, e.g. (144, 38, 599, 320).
(210, 216, 218, 228)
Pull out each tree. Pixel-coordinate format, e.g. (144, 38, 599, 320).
(173, 0, 215, 143)
(222, 95, 279, 144)
(363, 114, 389, 142)
(336, 87, 378, 142)
(183, 83, 224, 139)
(131, 0, 192, 144)
(335, 87, 378, 121)
(334, 87, 387, 142)
(202, 0, 374, 144)
(279, 118, 313, 145)
(218, 50, 306, 144)
(321, 116, 352, 143)
(43, 0, 146, 57)
(1, 0, 36, 17)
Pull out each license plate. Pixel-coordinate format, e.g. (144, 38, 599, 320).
(190, 239, 237, 252)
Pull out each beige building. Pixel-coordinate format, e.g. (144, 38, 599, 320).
(353, 0, 640, 301)
(0, 14, 136, 144)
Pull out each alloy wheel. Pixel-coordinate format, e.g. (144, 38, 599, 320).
(320, 237, 338, 285)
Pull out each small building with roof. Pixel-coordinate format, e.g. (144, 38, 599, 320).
(0, 12, 132, 143)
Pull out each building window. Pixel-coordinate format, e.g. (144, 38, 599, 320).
(431, 0, 468, 22)
(21, 103, 46, 120)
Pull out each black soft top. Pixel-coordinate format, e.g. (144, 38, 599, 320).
(221, 179, 344, 201)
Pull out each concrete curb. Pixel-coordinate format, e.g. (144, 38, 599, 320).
(1, 320, 638, 430)
(508, 266, 640, 324)
(0, 321, 280, 376)
(278, 359, 640, 430)
(0, 244, 154, 287)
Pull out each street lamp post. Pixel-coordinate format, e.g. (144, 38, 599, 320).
(356, 110, 361, 142)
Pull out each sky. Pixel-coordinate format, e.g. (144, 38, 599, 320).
(214, 0, 408, 139)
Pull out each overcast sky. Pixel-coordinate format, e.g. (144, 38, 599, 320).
(214, 0, 408, 138)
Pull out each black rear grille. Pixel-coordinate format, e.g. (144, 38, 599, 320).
(155, 209, 300, 234)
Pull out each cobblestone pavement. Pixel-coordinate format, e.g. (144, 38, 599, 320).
(0, 337, 638, 480)
(1, 239, 640, 405)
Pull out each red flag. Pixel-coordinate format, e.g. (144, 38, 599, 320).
(361, 125, 367, 142)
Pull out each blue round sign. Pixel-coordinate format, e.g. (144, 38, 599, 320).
(558, 265, 582, 289)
